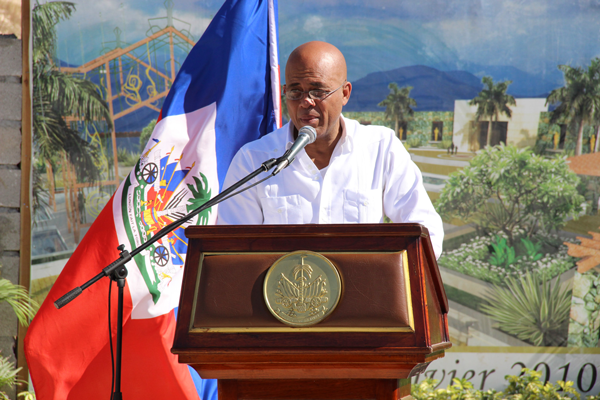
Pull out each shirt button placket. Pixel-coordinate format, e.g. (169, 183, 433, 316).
(319, 168, 331, 224)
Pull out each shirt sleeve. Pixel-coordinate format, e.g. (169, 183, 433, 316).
(216, 147, 264, 225)
(381, 135, 444, 259)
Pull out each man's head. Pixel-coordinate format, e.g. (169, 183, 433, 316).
(284, 41, 352, 141)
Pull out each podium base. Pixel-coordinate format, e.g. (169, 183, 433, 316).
(218, 378, 412, 400)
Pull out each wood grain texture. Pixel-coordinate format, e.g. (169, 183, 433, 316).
(217, 379, 407, 400)
(218, 380, 239, 400)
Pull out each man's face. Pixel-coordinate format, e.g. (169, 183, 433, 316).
(283, 56, 351, 140)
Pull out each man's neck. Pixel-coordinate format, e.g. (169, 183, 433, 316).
(293, 120, 343, 170)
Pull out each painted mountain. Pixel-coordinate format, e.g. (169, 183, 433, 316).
(345, 65, 482, 112)
(345, 64, 561, 112)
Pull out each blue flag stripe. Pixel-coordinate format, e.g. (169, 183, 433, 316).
(160, 0, 277, 189)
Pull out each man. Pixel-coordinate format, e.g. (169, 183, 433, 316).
(217, 41, 444, 258)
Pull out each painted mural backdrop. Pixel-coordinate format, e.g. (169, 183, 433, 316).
(32, 0, 600, 394)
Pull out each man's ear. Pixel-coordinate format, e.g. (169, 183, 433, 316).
(342, 81, 352, 106)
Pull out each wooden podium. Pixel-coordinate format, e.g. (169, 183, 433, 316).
(173, 223, 450, 400)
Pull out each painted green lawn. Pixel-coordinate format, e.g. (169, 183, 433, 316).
(564, 215, 600, 236)
(414, 163, 462, 176)
(408, 149, 474, 161)
(408, 150, 469, 176)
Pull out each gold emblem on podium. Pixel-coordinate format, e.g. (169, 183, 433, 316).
(264, 251, 342, 327)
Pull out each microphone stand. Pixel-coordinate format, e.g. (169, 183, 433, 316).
(54, 156, 279, 400)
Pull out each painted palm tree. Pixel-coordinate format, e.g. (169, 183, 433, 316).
(469, 76, 516, 148)
(587, 117, 598, 154)
(547, 58, 600, 156)
(32, 2, 111, 190)
(378, 83, 416, 138)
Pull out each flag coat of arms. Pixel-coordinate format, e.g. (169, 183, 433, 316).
(25, 0, 280, 398)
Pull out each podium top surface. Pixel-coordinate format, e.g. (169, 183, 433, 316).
(185, 222, 432, 239)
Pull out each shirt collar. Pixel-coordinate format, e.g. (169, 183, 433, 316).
(285, 123, 295, 148)
(285, 115, 354, 153)
(339, 115, 353, 154)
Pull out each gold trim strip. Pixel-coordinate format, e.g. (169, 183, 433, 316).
(401, 250, 414, 331)
(190, 250, 415, 334)
(190, 326, 415, 333)
(188, 253, 205, 332)
(202, 251, 405, 256)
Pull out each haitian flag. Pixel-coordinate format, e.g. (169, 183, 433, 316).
(25, 0, 280, 398)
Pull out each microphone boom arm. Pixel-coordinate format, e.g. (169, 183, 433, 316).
(54, 157, 279, 309)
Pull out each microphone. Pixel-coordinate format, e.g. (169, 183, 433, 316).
(272, 126, 317, 175)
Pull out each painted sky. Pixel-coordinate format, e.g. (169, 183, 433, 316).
(52, 0, 600, 87)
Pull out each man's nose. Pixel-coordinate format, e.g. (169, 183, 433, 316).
(299, 94, 316, 107)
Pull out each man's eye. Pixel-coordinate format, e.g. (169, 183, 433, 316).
(310, 90, 327, 98)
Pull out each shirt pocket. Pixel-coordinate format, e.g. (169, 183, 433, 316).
(343, 189, 383, 223)
(259, 195, 305, 224)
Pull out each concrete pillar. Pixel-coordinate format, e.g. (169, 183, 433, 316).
(0, 33, 25, 400)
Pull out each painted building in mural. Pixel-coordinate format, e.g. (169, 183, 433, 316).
(352, 102, 598, 159)
(452, 98, 547, 152)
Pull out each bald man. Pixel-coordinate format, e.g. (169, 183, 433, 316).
(217, 41, 444, 258)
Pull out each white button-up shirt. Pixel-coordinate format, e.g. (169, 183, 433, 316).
(217, 116, 444, 258)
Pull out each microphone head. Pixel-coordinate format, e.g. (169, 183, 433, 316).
(298, 126, 317, 144)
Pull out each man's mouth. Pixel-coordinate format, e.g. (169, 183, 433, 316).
(299, 115, 319, 124)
